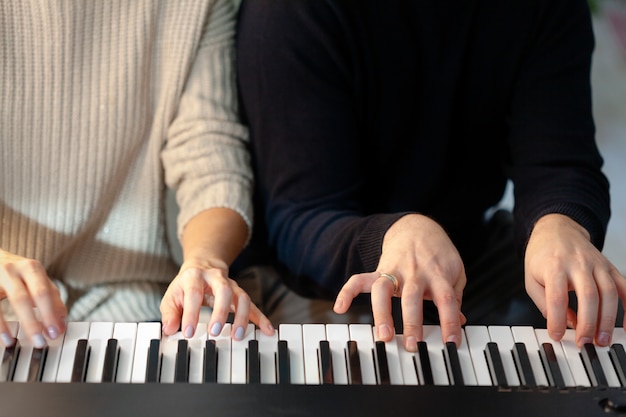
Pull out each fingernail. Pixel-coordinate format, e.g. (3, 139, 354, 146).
(333, 298, 344, 312)
(1, 332, 14, 347)
(597, 332, 611, 346)
(210, 322, 222, 336)
(47, 326, 59, 340)
(404, 336, 417, 352)
(377, 324, 392, 340)
(579, 337, 593, 346)
(447, 334, 459, 346)
(234, 326, 245, 340)
(32, 333, 46, 349)
(184, 325, 194, 338)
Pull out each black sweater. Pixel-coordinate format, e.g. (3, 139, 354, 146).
(236, 0, 610, 298)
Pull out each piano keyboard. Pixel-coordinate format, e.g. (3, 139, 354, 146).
(2, 321, 626, 390)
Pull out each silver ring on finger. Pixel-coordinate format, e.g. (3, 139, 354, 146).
(379, 272, 400, 296)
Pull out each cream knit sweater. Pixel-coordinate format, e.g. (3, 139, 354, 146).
(0, 0, 252, 321)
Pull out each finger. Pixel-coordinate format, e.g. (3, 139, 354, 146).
(180, 270, 205, 338)
(371, 275, 395, 342)
(430, 279, 462, 347)
(4, 274, 46, 348)
(24, 276, 66, 340)
(572, 274, 599, 347)
(160, 284, 184, 336)
(229, 289, 251, 341)
(594, 268, 620, 346)
(333, 272, 377, 314)
(207, 274, 233, 337)
(543, 272, 569, 341)
(400, 281, 424, 352)
(0, 310, 16, 347)
(246, 301, 275, 336)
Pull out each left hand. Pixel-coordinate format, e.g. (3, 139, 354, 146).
(525, 213, 626, 347)
(160, 259, 274, 340)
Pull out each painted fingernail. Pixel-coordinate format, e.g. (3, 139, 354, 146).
(598, 332, 611, 346)
(234, 326, 245, 340)
(47, 326, 59, 340)
(210, 322, 222, 336)
(184, 325, 194, 338)
(1, 332, 15, 347)
(32, 333, 46, 349)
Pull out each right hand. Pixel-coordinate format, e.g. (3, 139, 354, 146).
(333, 214, 467, 351)
(0, 250, 67, 348)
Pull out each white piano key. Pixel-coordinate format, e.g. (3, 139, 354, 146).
(596, 343, 621, 387)
(160, 331, 185, 383)
(12, 325, 33, 382)
(0, 322, 19, 382)
(394, 334, 419, 385)
(111, 322, 138, 383)
(188, 323, 208, 384)
(376, 328, 404, 385)
(209, 323, 232, 384)
(302, 324, 326, 384)
(278, 324, 305, 384)
(511, 326, 549, 387)
(56, 322, 91, 383)
(326, 324, 350, 385)
(231, 324, 255, 384)
(422, 325, 448, 386)
(85, 322, 114, 383)
(256, 328, 278, 384)
(457, 329, 478, 386)
(40, 327, 66, 383)
(560, 329, 591, 387)
(534, 329, 576, 387)
(464, 326, 495, 386)
(130, 322, 161, 383)
(349, 324, 378, 385)
(488, 326, 520, 387)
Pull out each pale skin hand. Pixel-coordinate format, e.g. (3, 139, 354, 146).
(525, 213, 626, 348)
(160, 207, 274, 340)
(333, 214, 467, 351)
(0, 250, 67, 349)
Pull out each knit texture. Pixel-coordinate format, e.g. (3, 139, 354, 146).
(0, 0, 251, 320)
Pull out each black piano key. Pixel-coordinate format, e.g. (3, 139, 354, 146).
(28, 347, 48, 382)
(175, 339, 190, 383)
(374, 341, 390, 385)
(609, 343, 626, 387)
(318, 340, 333, 385)
(581, 343, 608, 388)
(145, 339, 161, 383)
(277, 340, 291, 384)
(416, 341, 434, 385)
(512, 342, 537, 388)
(485, 342, 508, 388)
(346, 340, 362, 385)
(540, 342, 566, 389)
(101, 339, 119, 383)
(1, 342, 20, 382)
(71, 339, 90, 383)
(444, 341, 464, 386)
(247, 340, 261, 384)
(203, 340, 217, 383)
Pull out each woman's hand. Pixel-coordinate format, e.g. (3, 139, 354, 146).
(0, 250, 67, 348)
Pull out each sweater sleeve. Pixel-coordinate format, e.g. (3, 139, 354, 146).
(237, 0, 403, 297)
(507, 0, 610, 252)
(161, 0, 253, 241)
